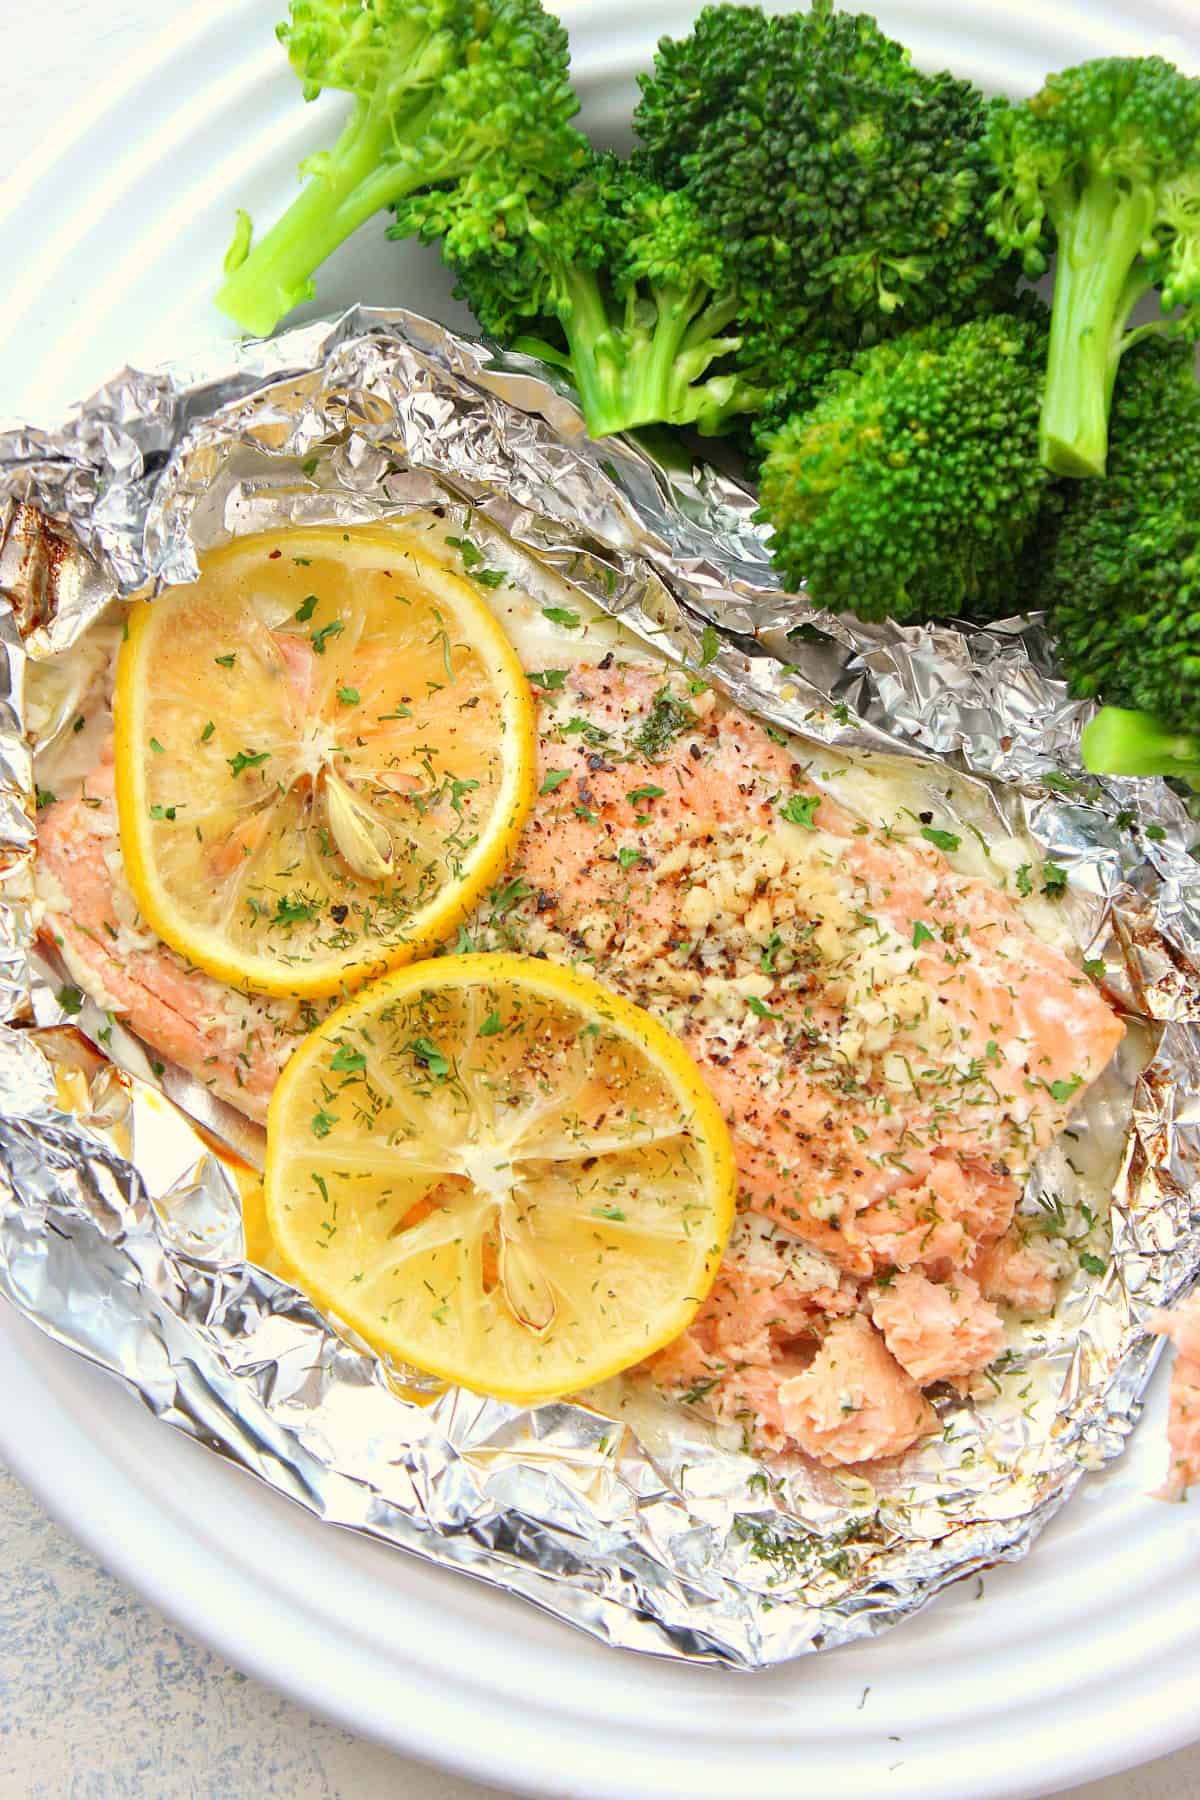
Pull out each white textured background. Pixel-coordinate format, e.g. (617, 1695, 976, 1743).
(1, 4, 1198, 1796)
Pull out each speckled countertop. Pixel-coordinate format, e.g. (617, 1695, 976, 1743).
(0, 1463, 506, 1799)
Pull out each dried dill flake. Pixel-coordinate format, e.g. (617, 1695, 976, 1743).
(633, 687, 696, 758)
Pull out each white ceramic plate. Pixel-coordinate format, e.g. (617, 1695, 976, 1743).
(2, 4, 1199, 1795)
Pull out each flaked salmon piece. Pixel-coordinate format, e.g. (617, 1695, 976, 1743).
(36, 755, 311, 1122)
(869, 1269, 1006, 1387)
(970, 1225, 1073, 1316)
(853, 1155, 1019, 1277)
(649, 1270, 824, 1444)
(35, 653, 1125, 1467)
(777, 1315, 938, 1467)
(1150, 1296, 1200, 1500)
(650, 1211, 858, 1444)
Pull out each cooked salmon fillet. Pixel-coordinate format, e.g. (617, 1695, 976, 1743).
(1151, 1296, 1200, 1500)
(35, 649, 1125, 1467)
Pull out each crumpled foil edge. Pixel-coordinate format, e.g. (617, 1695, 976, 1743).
(0, 304, 1196, 1670)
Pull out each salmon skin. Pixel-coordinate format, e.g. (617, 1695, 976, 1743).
(36, 655, 1124, 1468)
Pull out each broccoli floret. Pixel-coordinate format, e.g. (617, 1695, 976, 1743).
(395, 152, 766, 439)
(986, 56, 1200, 479)
(736, 323, 871, 465)
(1039, 341, 1200, 782)
(634, 2, 1018, 340)
(755, 312, 1053, 623)
(216, 0, 580, 338)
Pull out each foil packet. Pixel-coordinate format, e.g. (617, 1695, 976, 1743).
(0, 305, 1197, 1670)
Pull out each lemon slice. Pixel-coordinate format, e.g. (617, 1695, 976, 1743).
(114, 526, 536, 998)
(264, 953, 736, 1402)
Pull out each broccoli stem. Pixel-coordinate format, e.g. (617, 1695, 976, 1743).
(217, 98, 432, 337)
(1040, 175, 1157, 477)
(1081, 706, 1200, 788)
(555, 271, 741, 438)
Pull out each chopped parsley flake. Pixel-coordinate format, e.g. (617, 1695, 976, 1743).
(539, 769, 570, 795)
(330, 1043, 367, 1074)
(1042, 862, 1068, 897)
(479, 1011, 504, 1037)
(1014, 864, 1033, 897)
(779, 793, 820, 830)
(274, 895, 316, 925)
(337, 686, 360, 705)
(57, 985, 83, 1016)
(406, 1036, 451, 1080)
(215, 653, 236, 668)
(228, 748, 270, 779)
(920, 825, 961, 853)
(627, 784, 665, 804)
(592, 1205, 628, 1222)
(200, 721, 215, 743)
(542, 606, 580, 628)
(699, 623, 720, 666)
(746, 994, 783, 1020)
(311, 1108, 337, 1137)
(311, 618, 345, 655)
(1079, 1251, 1108, 1277)
(148, 737, 165, 754)
(445, 534, 482, 568)
(911, 921, 935, 948)
(528, 668, 567, 691)
(34, 787, 55, 809)
(617, 846, 644, 870)
(490, 877, 532, 918)
(562, 716, 609, 747)
(294, 594, 319, 622)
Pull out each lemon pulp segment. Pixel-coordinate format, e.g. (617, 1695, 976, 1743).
(114, 526, 536, 998)
(264, 953, 737, 1402)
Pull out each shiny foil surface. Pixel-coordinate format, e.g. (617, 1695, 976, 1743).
(0, 307, 1196, 1668)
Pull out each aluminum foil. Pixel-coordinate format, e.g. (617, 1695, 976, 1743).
(0, 305, 1197, 1670)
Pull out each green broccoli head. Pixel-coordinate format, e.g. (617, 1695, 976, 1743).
(755, 311, 1053, 623)
(1041, 340, 1200, 780)
(395, 152, 766, 439)
(217, 0, 579, 337)
(634, 1, 1018, 338)
(987, 55, 1200, 478)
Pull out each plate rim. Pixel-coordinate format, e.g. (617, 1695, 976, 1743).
(2, 3, 1199, 1794)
